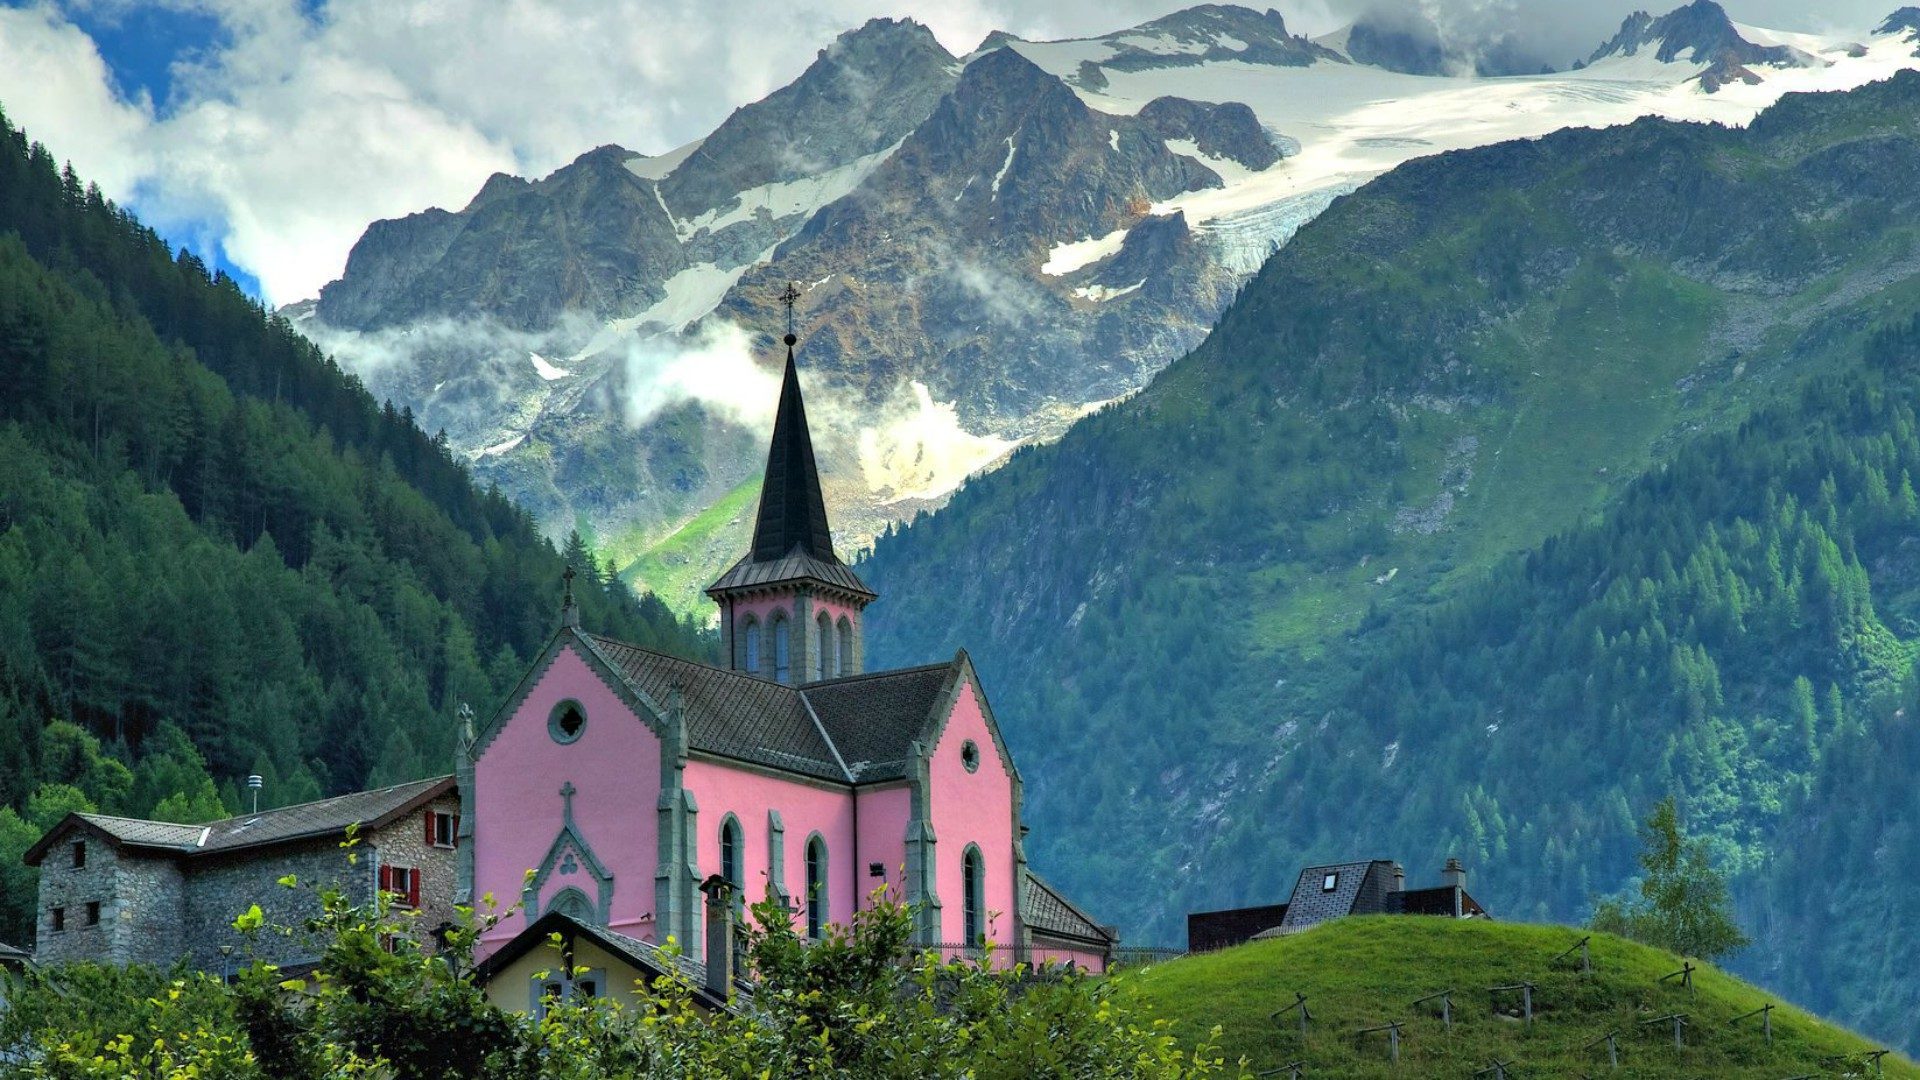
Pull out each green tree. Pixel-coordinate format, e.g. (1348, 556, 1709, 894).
(1591, 797, 1749, 962)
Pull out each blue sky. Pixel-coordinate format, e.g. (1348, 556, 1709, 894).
(0, 0, 1899, 307)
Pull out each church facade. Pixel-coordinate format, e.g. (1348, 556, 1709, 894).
(462, 337, 1114, 972)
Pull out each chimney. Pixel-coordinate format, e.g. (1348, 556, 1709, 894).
(700, 874, 734, 1000)
(1391, 862, 1405, 892)
(1442, 857, 1466, 891)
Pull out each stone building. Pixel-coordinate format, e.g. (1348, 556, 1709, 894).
(1187, 857, 1489, 952)
(24, 777, 459, 971)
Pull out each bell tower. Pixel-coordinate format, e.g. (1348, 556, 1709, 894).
(706, 285, 875, 684)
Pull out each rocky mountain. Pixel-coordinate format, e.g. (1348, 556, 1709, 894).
(859, 69, 1920, 1053)
(1586, 0, 1822, 89)
(1881, 6, 1920, 52)
(289, 2, 1920, 612)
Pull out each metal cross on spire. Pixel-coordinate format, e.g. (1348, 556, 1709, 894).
(778, 280, 801, 346)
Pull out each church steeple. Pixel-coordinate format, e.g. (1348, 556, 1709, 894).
(751, 342, 837, 564)
(706, 285, 874, 684)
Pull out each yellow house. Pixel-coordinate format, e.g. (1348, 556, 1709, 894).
(473, 909, 733, 1016)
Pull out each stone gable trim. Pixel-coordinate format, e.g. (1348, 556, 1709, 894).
(471, 631, 667, 765)
(913, 652, 1020, 785)
(905, 653, 1027, 946)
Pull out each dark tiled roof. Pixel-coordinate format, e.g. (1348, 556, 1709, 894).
(198, 777, 454, 854)
(752, 352, 836, 562)
(584, 634, 848, 782)
(24, 778, 455, 865)
(1280, 860, 1390, 930)
(705, 349, 873, 601)
(71, 815, 209, 851)
(1022, 870, 1117, 945)
(804, 664, 954, 782)
(585, 634, 962, 787)
(706, 549, 874, 599)
(0, 940, 31, 963)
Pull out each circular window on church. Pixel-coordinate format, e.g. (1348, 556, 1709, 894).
(961, 739, 980, 773)
(548, 700, 587, 745)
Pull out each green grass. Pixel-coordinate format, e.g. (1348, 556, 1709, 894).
(618, 477, 762, 609)
(1122, 918, 1917, 1078)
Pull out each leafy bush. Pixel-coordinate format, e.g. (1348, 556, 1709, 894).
(0, 880, 1241, 1079)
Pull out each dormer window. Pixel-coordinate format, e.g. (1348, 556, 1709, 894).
(1322, 872, 1339, 892)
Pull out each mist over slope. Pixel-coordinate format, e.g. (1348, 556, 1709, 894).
(861, 70, 1920, 1051)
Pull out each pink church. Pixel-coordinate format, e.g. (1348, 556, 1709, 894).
(460, 335, 1116, 975)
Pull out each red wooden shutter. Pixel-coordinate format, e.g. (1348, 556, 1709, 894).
(378, 865, 392, 893)
(406, 868, 420, 909)
(426, 809, 435, 844)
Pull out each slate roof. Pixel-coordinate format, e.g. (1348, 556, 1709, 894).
(705, 349, 873, 602)
(803, 663, 956, 782)
(584, 633, 963, 786)
(0, 940, 31, 966)
(1022, 870, 1118, 946)
(24, 777, 455, 866)
(586, 634, 848, 781)
(1279, 860, 1393, 930)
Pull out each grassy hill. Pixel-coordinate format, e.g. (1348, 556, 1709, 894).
(1125, 919, 1916, 1078)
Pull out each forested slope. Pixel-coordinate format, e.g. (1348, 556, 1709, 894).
(0, 108, 711, 943)
(862, 72, 1920, 1048)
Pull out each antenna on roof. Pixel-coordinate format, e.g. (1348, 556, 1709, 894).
(246, 774, 263, 815)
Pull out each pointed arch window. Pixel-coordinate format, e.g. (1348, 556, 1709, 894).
(962, 846, 986, 950)
(742, 618, 761, 675)
(815, 612, 833, 681)
(720, 815, 743, 894)
(805, 834, 828, 939)
(771, 612, 791, 684)
(836, 617, 853, 676)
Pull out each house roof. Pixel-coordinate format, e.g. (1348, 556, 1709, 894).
(1279, 860, 1393, 930)
(23, 776, 456, 866)
(705, 348, 873, 601)
(583, 633, 963, 786)
(0, 940, 31, 965)
(1022, 870, 1118, 947)
(473, 909, 734, 1013)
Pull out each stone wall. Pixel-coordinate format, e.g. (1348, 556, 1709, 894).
(369, 793, 465, 932)
(182, 841, 373, 970)
(115, 855, 188, 966)
(179, 795, 463, 970)
(35, 835, 185, 965)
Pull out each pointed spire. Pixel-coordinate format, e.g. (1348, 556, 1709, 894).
(749, 293, 838, 564)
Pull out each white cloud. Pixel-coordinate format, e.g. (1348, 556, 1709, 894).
(618, 319, 782, 430)
(0, 4, 152, 192)
(1, 0, 1904, 306)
